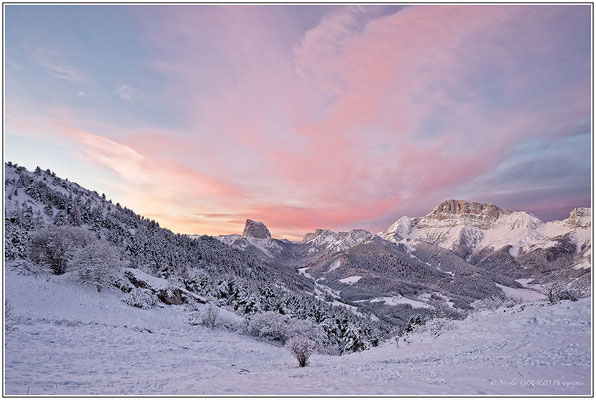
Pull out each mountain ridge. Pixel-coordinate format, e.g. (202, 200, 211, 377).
(4, 162, 590, 335)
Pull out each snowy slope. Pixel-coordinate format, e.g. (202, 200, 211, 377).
(301, 228, 372, 255)
(4, 267, 590, 395)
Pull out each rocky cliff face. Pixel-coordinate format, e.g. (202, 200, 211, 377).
(242, 219, 271, 239)
(566, 207, 591, 229)
(429, 199, 512, 221)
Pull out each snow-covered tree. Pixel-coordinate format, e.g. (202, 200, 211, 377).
(72, 240, 124, 291)
(287, 336, 316, 367)
(286, 318, 326, 345)
(247, 311, 288, 342)
(28, 226, 95, 274)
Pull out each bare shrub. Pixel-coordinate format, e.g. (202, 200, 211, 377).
(5, 300, 18, 333)
(123, 288, 157, 309)
(558, 288, 579, 302)
(201, 303, 218, 330)
(287, 336, 316, 367)
(541, 282, 579, 304)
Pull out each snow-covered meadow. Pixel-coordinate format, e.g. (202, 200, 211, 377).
(4, 267, 591, 396)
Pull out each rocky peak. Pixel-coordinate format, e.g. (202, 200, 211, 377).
(242, 219, 271, 239)
(430, 199, 512, 220)
(566, 207, 591, 229)
(350, 229, 372, 238)
(303, 229, 333, 243)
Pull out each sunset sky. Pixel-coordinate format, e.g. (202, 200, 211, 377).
(4, 5, 591, 240)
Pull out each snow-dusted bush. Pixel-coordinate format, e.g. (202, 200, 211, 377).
(202, 303, 219, 330)
(558, 289, 579, 302)
(217, 313, 245, 333)
(287, 336, 316, 367)
(72, 241, 125, 291)
(424, 318, 455, 339)
(123, 288, 157, 309)
(247, 311, 288, 342)
(542, 282, 560, 304)
(28, 226, 96, 274)
(405, 315, 423, 333)
(541, 282, 579, 304)
(568, 278, 591, 299)
(476, 293, 522, 311)
(246, 312, 326, 345)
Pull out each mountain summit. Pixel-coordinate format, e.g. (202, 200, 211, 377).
(430, 199, 512, 220)
(242, 219, 271, 239)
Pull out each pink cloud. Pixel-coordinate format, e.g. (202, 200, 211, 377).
(7, 5, 588, 239)
(130, 5, 588, 236)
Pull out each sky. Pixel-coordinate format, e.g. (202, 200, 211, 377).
(4, 4, 592, 240)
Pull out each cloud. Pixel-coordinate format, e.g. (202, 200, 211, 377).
(125, 5, 590, 235)
(29, 46, 84, 82)
(117, 83, 137, 102)
(6, 5, 590, 238)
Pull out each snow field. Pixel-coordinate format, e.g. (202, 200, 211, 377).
(4, 268, 591, 395)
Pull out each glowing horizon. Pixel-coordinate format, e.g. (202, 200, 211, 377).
(4, 5, 591, 240)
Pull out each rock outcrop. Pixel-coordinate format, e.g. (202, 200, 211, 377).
(566, 207, 591, 229)
(242, 219, 271, 239)
(430, 199, 512, 220)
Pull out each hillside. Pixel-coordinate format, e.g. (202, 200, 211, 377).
(4, 162, 385, 353)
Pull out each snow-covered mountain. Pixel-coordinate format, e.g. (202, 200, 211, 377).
(3, 163, 591, 396)
(217, 221, 372, 263)
(379, 199, 591, 276)
(216, 199, 590, 287)
(211, 199, 589, 318)
(4, 162, 590, 349)
(302, 228, 372, 255)
(216, 219, 285, 259)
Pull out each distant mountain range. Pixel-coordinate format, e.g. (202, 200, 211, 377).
(5, 162, 591, 332)
(213, 199, 590, 323)
(217, 199, 590, 274)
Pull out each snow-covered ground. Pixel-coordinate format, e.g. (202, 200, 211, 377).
(4, 268, 591, 395)
(357, 295, 431, 309)
(339, 275, 362, 284)
(496, 283, 546, 302)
